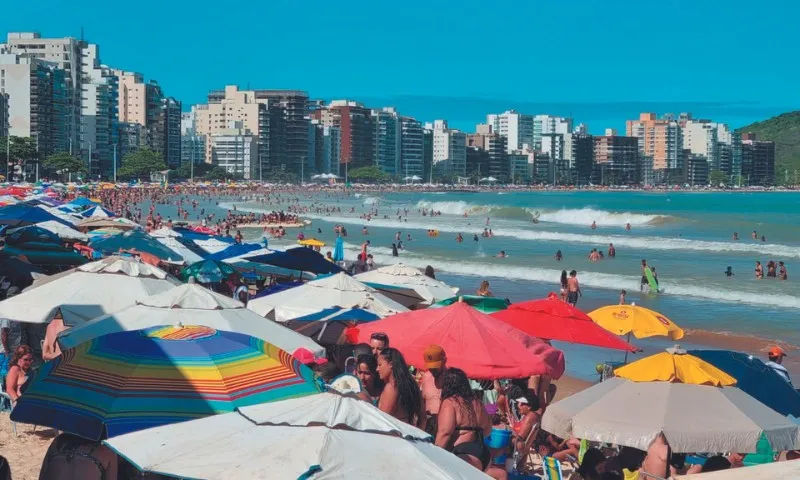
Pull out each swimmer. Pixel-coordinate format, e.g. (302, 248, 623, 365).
(456, 233, 463, 243)
(732, 232, 739, 240)
(752, 230, 757, 240)
(554, 250, 563, 261)
(779, 261, 787, 280)
(486, 217, 490, 226)
(761, 235, 767, 242)
(608, 243, 616, 258)
(473, 234, 479, 242)
(625, 222, 631, 231)
(591, 221, 597, 230)
(619, 289, 627, 305)
(725, 266, 734, 277)
(497, 250, 506, 258)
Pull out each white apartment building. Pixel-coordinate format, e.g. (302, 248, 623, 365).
(487, 110, 534, 153)
(211, 121, 258, 179)
(683, 120, 731, 171)
(194, 86, 267, 165)
(80, 44, 118, 177)
(533, 115, 572, 151)
(431, 120, 466, 176)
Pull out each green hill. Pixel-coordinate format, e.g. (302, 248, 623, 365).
(736, 111, 800, 185)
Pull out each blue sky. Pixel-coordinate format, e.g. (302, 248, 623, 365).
(4, 0, 799, 132)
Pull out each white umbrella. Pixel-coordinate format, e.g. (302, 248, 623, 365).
(148, 227, 182, 238)
(193, 238, 235, 254)
(0, 257, 180, 325)
(356, 263, 458, 304)
(155, 237, 204, 264)
(675, 460, 800, 479)
(58, 284, 324, 355)
(37, 204, 83, 225)
(104, 393, 488, 480)
(11, 220, 89, 242)
(247, 272, 409, 322)
(542, 377, 800, 453)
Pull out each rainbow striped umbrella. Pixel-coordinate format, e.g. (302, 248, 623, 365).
(11, 325, 322, 440)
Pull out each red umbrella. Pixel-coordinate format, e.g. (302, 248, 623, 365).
(492, 297, 637, 352)
(357, 301, 565, 380)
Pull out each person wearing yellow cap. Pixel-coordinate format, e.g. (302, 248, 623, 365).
(420, 344, 448, 436)
(766, 346, 792, 386)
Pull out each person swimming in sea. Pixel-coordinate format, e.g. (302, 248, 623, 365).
(725, 266, 734, 277)
(456, 233, 463, 243)
(732, 232, 739, 240)
(497, 250, 506, 258)
(626, 222, 631, 231)
(591, 221, 597, 230)
(473, 234, 479, 242)
(554, 250, 563, 261)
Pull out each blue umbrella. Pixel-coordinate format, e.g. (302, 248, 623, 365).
(206, 243, 262, 261)
(333, 237, 344, 262)
(0, 204, 73, 227)
(689, 349, 800, 417)
(82, 206, 116, 218)
(286, 307, 381, 345)
(247, 247, 344, 275)
(67, 197, 99, 208)
(90, 230, 184, 263)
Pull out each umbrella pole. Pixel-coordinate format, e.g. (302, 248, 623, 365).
(624, 332, 631, 364)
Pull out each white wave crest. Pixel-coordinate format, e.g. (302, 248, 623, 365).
(341, 246, 800, 309)
(414, 201, 668, 226)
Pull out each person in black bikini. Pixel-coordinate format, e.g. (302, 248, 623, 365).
(435, 368, 499, 477)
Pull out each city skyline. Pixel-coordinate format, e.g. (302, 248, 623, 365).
(3, 0, 799, 132)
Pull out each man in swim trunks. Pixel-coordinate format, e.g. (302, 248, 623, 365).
(567, 270, 581, 306)
(641, 259, 649, 291)
(420, 345, 448, 437)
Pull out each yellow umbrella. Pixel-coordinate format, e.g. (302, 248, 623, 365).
(589, 304, 684, 340)
(615, 346, 737, 386)
(298, 238, 326, 247)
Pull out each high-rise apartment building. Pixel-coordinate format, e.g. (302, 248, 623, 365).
(487, 110, 534, 153)
(593, 129, 640, 185)
(372, 107, 401, 176)
(625, 113, 683, 172)
(740, 133, 775, 186)
(508, 151, 533, 182)
(400, 116, 424, 178)
(180, 109, 205, 168)
(466, 146, 489, 177)
(162, 97, 181, 169)
(79, 44, 118, 177)
(682, 120, 732, 172)
(314, 100, 374, 173)
(0, 52, 69, 177)
(534, 115, 572, 151)
(430, 120, 466, 177)
(210, 121, 258, 179)
(0, 92, 8, 138)
(564, 133, 594, 185)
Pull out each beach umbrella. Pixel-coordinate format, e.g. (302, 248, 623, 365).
(358, 301, 565, 380)
(673, 459, 800, 479)
(614, 346, 737, 386)
(333, 236, 345, 262)
(0, 254, 45, 288)
(22, 220, 89, 242)
(155, 237, 205, 264)
(103, 392, 487, 480)
(362, 282, 428, 308)
(298, 238, 326, 247)
(356, 263, 459, 305)
(0, 257, 179, 325)
(191, 237, 237, 254)
(246, 247, 344, 275)
(589, 304, 684, 340)
(205, 242, 263, 261)
(4, 224, 61, 246)
(491, 297, 638, 352)
(689, 349, 800, 417)
(66, 197, 100, 208)
(285, 307, 382, 345)
(81, 206, 115, 218)
(11, 325, 322, 440)
(179, 259, 240, 284)
(148, 226, 182, 238)
(430, 295, 509, 314)
(247, 272, 408, 322)
(91, 229, 183, 263)
(0, 203, 74, 227)
(77, 217, 139, 232)
(58, 284, 324, 356)
(541, 377, 800, 453)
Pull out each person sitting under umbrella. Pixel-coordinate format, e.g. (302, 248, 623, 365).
(5, 345, 33, 403)
(355, 354, 383, 405)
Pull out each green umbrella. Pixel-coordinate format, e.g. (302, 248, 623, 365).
(429, 295, 509, 313)
(180, 260, 240, 284)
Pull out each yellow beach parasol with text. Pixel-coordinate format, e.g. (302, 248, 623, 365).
(589, 303, 684, 340)
(615, 346, 737, 386)
(298, 238, 326, 247)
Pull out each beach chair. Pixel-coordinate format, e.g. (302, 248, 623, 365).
(514, 417, 541, 473)
(541, 456, 564, 480)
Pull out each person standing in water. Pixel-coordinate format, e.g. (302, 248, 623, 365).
(640, 259, 649, 292)
(559, 271, 568, 302)
(779, 261, 788, 280)
(567, 270, 582, 306)
(554, 250, 563, 261)
(619, 290, 627, 304)
(608, 243, 616, 258)
(755, 261, 764, 279)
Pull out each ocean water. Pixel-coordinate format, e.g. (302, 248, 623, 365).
(147, 190, 800, 380)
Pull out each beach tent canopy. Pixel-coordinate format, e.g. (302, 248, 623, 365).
(247, 272, 408, 322)
(355, 263, 458, 305)
(246, 247, 344, 275)
(58, 284, 324, 355)
(690, 349, 800, 417)
(0, 257, 179, 325)
(12, 325, 322, 440)
(91, 229, 184, 263)
(103, 392, 487, 480)
(206, 243, 263, 261)
(358, 301, 565, 380)
(542, 377, 800, 453)
(492, 297, 638, 352)
(0, 203, 74, 227)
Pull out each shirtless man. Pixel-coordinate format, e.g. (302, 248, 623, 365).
(567, 270, 581, 306)
(641, 433, 670, 480)
(420, 345, 448, 436)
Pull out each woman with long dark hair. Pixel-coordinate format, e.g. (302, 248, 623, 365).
(436, 368, 498, 476)
(355, 353, 383, 405)
(559, 270, 568, 302)
(377, 348, 424, 428)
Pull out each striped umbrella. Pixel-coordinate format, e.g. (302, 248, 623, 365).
(11, 325, 322, 440)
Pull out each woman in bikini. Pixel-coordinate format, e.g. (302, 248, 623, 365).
(377, 348, 425, 428)
(436, 368, 505, 479)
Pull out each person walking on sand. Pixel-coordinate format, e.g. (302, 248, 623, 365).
(567, 270, 582, 306)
